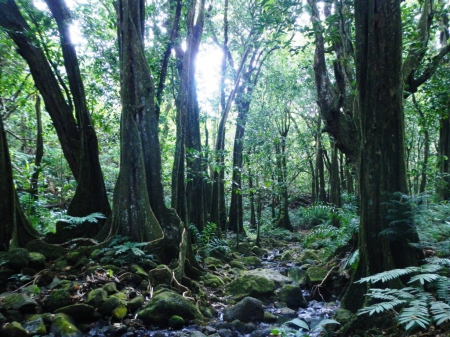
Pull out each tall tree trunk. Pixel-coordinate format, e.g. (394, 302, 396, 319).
(315, 118, 326, 203)
(330, 140, 341, 207)
(30, 95, 44, 203)
(341, 0, 423, 313)
(437, 107, 450, 200)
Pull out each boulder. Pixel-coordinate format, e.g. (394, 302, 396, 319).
(240, 256, 262, 267)
(127, 295, 144, 312)
(237, 243, 252, 256)
(223, 297, 264, 323)
(102, 282, 118, 295)
(85, 288, 107, 308)
(22, 315, 46, 335)
(50, 313, 82, 337)
(149, 265, 173, 287)
(287, 267, 307, 286)
(306, 266, 327, 286)
(3, 293, 37, 314)
(246, 268, 291, 286)
(168, 315, 185, 329)
(138, 290, 203, 325)
(43, 289, 70, 312)
(229, 260, 246, 270)
(54, 304, 95, 323)
(28, 252, 46, 270)
(1, 321, 28, 337)
(225, 274, 275, 300)
(5, 249, 29, 271)
(278, 285, 307, 310)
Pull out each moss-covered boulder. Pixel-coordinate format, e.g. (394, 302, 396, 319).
(127, 295, 144, 312)
(306, 266, 327, 285)
(246, 268, 291, 286)
(65, 252, 81, 265)
(131, 264, 148, 278)
(229, 260, 246, 270)
(50, 313, 82, 337)
(102, 282, 118, 295)
(138, 290, 203, 325)
(201, 274, 225, 288)
(223, 297, 264, 323)
(251, 246, 269, 256)
(43, 288, 70, 312)
(54, 304, 95, 323)
(204, 257, 224, 268)
(280, 250, 294, 261)
(225, 274, 275, 300)
(28, 252, 46, 270)
(149, 265, 172, 287)
(5, 248, 29, 271)
(240, 256, 262, 267)
(237, 243, 252, 256)
(168, 315, 185, 329)
(278, 285, 307, 310)
(3, 293, 37, 314)
(22, 315, 46, 335)
(85, 288, 107, 308)
(1, 321, 28, 337)
(287, 267, 307, 286)
(296, 250, 318, 265)
(98, 296, 127, 317)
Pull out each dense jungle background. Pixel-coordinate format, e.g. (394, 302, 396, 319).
(1, 0, 450, 336)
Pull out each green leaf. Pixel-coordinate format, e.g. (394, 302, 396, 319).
(286, 318, 309, 330)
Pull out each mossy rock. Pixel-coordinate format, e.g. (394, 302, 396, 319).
(1, 321, 28, 337)
(50, 313, 82, 337)
(280, 250, 294, 261)
(240, 256, 262, 267)
(223, 297, 264, 323)
(229, 260, 246, 270)
(149, 265, 173, 287)
(287, 267, 307, 286)
(86, 288, 107, 308)
(127, 296, 144, 312)
(54, 259, 68, 271)
(131, 264, 148, 277)
(296, 250, 318, 264)
(26, 240, 68, 261)
(237, 243, 252, 256)
(5, 248, 29, 271)
(98, 296, 127, 316)
(3, 293, 37, 314)
(138, 290, 203, 325)
(102, 282, 118, 295)
(65, 252, 81, 265)
(278, 285, 307, 310)
(251, 246, 269, 256)
(28, 252, 46, 270)
(44, 288, 70, 312)
(201, 274, 225, 288)
(306, 266, 327, 285)
(204, 257, 224, 268)
(246, 268, 291, 286)
(263, 312, 278, 323)
(112, 305, 127, 320)
(22, 315, 46, 335)
(54, 304, 95, 323)
(225, 274, 276, 300)
(168, 315, 185, 329)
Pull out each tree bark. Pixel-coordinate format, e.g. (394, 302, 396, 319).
(341, 0, 423, 313)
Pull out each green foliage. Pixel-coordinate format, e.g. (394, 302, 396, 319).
(358, 257, 450, 332)
(188, 222, 231, 262)
(273, 317, 340, 337)
(58, 212, 106, 229)
(299, 204, 335, 229)
(99, 236, 154, 264)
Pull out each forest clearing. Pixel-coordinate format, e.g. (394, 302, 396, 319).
(1, 0, 450, 336)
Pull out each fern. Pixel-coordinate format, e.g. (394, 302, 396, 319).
(356, 267, 420, 284)
(430, 301, 450, 325)
(398, 300, 430, 330)
(59, 212, 106, 228)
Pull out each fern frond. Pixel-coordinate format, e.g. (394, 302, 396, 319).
(425, 257, 450, 266)
(357, 267, 420, 284)
(358, 299, 406, 316)
(430, 301, 450, 325)
(59, 212, 106, 225)
(398, 300, 430, 330)
(408, 273, 441, 285)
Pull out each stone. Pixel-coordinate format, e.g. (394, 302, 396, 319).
(138, 290, 203, 325)
(333, 308, 353, 324)
(22, 315, 46, 335)
(296, 250, 318, 265)
(225, 274, 275, 300)
(278, 285, 307, 310)
(262, 312, 278, 323)
(99, 296, 127, 316)
(127, 295, 144, 312)
(217, 328, 237, 337)
(50, 313, 82, 337)
(168, 315, 185, 329)
(279, 307, 296, 318)
(28, 252, 46, 270)
(112, 305, 127, 320)
(86, 288, 107, 308)
(43, 288, 70, 311)
(3, 293, 37, 314)
(229, 260, 246, 270)
(102, 282, 118, 295)
(287, 267, 307, 286)
(149, 265, 173, 287)
(65, 252, 81, 264)
(237, 243, 252, 256)
(54, 304, 95, 323)
(191, 331, 208, 337)
(306, 266, 327, 285)
(204, 257, 224, 268)
(223, 297, 264, 323)
(280, 250, 293, 261)
(202, 274, 225, 288)
(240, 256, 262, 267)
(131, 264, 148, 277)
(251, 247, 269, 256)
(5, 248, 29, 271)
(1, 321, 28, 337)
(246, 268, 291, 286)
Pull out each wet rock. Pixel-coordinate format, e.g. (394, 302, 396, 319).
(279, 307, 296, 318)
(287, 267, 307, 286)
(296, 250, 318, 265)
(203, 326, 217, 335)
(246, 268, 291, 286)
(168, 315, 185, 329)
(54, 304, 95, 323)
(138, 290, 203, 325)
(28, 252, 46, 270)
(223, 297, 264, 323)
(35, 270, 54, 286)
(237, 243, 252, 256)
(22, 315, 46, 335)
(102, 282, 118, 295)
(278, 285, 307, 309)
(240, 256, 262, 267)
(250, 327, 273, 337)
(3, 293, 37, 314)
(191, 331, 208, 337)
(149, 265, 173, 287)
(280, 250, 293, 261)
(229, 260, 246, 270)
(5, 248, 29, 271)
(43, 288, 70, 311)
(217, 328, 237, 337)
(86, 288, 107, 308)
(127, 295, 144, 312)
(226, 274, 275, 300)
(50, 313, 82, 337)
(204, 257, 224, 268)
(98, 296, 127, 316)
(1, 321, 28, 337)
(306, 266, 327, 286)
(263, 312, 278, 323)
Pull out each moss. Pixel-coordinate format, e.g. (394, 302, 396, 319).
(102, 282, 118, 295)
(225, 274, 275, 300)
(229, 260, 246, 270)
(168, 315, 185, 329)
(3, 293, 37, 313)
(86, 288, 107, 308)
(112, 305, 127, 320)
(127, 296, 144, 312)
(44, 288, 70, 311)
(28, 252, 46, 270)
(50, 313, 82, 337)
(22, 315, 46, 335)
(131, 264, 148, 277)
(5, 248, 29, 271)
(240, 256, 262, 267)
(306, 266, 327, 284)
(2, 321, 28, 337)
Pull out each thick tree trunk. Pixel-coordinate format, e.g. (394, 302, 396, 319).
(437, 108, 450, 199)
(30, 95, 44, 203)
(0, 117, 41, 251)
(330, 140, 341, 207)
(341, 0, 423, 313)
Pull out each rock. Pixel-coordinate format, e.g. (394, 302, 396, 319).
(131, 264, 149, 278)
(138, 290, 203, 325)
(287, 267, 307, 286)
(229, 260, 246, 270)
(204, 257, 224, 268)
(279, 307, 296, 318)
(112, 305, 127, 320)
(65, 252, 81, 265)
(191, 331, 208, 337)
(246, 269, 291, 286)
(149, 265, 173, 287)
(333, 308, 353, 324)
(237, 243, 252, 256)
(278, 285, 307, 310)
(250, 327, 273, 337)
(223, 297, 264, 323)
(262, 312, 278, 323)
(226, 274, 275, 300)
(1, 321, 28, 337)
(22, 315, 46, 335)
(43, 289, 70, 311)
(296, 250, 318, 265)
(168, 315, 185, 329)
(98, 296, 127, 316)
(306, 266, 327, 285)
(127, 295, 144, 312)
(280, 250, 293, 261)
(85, 288, 107, 308)
(50, 313, 82, 337)
(201, 274, 225, 287)
(3, 293, 37, 314)
(240, 256, 262, 267)
(102, 282, 118, 295)
(54, 304, 95, 323)
(251, 247, 269, 256)
(28, 252, 46, 270)
(5, 248, 29, 271)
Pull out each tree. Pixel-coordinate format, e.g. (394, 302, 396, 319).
(341, 0, 423, 313)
